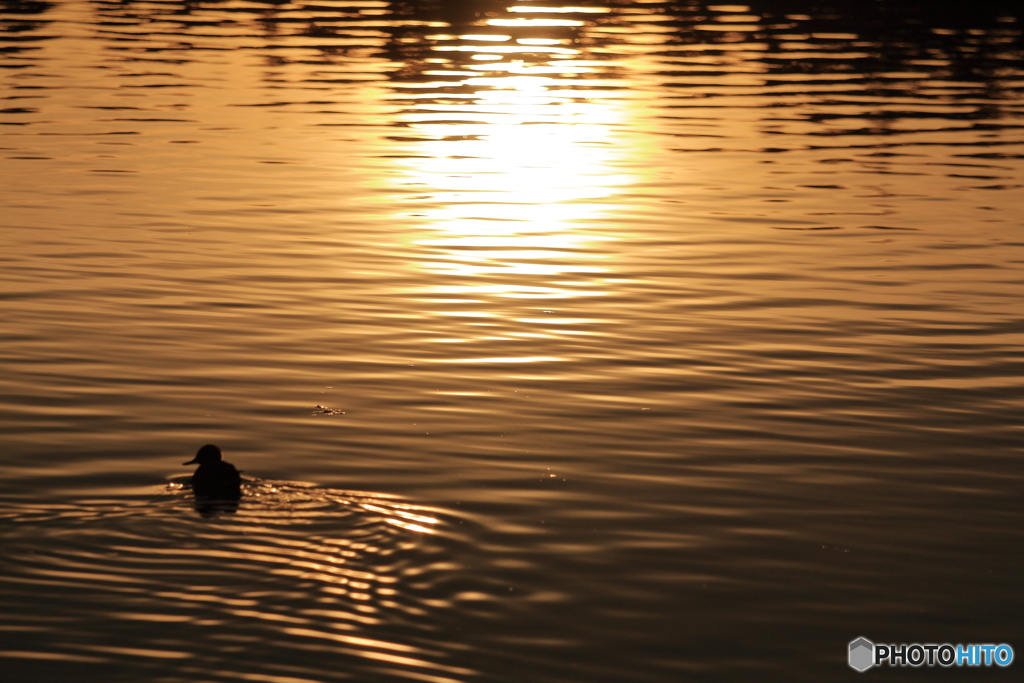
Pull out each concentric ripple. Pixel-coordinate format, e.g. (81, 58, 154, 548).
(0, 484, 484, 683)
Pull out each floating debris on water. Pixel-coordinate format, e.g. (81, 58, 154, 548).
(313, 404, 345, 416)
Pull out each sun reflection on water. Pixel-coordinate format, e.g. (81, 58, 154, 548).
(385, 4, 665, 362)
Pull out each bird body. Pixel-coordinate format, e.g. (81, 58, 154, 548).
(183, 444, 241, 499)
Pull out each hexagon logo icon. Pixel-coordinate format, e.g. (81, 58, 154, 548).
(849, 637, 874, 672)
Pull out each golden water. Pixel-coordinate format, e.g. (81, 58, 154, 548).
(2, 1, 1022, 681)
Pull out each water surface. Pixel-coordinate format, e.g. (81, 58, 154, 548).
(2, 1, 1023, 681)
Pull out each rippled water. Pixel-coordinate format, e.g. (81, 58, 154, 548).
(2, 0, 1023, 681)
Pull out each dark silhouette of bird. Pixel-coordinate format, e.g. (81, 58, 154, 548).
(183, 444, 242, 500)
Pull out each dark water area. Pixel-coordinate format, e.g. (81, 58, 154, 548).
(2, 0, 1023, 681)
